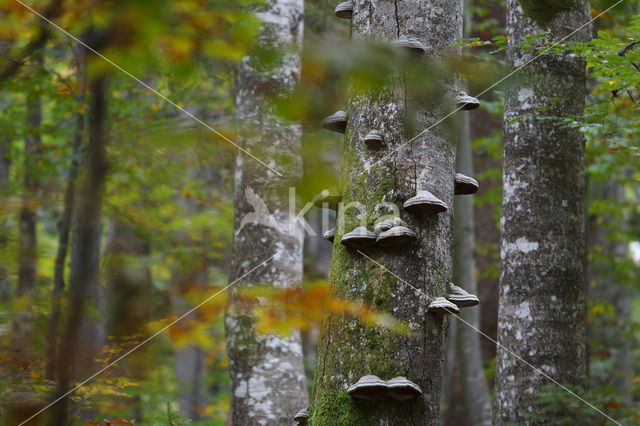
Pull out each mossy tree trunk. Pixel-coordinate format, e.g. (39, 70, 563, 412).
(312, 1, 463, 424)
(224, 0, 308, 424)
(494, 0, 591, 423)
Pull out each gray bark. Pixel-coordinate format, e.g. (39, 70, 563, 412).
(453, 112, 492, 425)
(12, 54, 43, 361)
(494, 1, 591, 423)
(224, 0, 309, 424)
(174, 342, 208, 420)
(312, 1, 463, 424)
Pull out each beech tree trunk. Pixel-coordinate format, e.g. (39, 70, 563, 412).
(312, 1, 463, 424)
(50, 72, 108, 425)
(11, 54, 43, 362)
(224, 0, 308, 424)
(494, 1, 591, 423)
(453, 112, 492, 425)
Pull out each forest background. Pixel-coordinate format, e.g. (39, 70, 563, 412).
(0, 0, 638, 424)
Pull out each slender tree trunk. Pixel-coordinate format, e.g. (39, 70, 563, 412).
(11, 53, 43, 363)
(494, 1, 591, 423)
(312, 1, 463, 424)
(453, 112, 492, 425)
(174, 333, 207, 420)
(224, 0, 308, 424)
(588, 180, 632, 405)
(50, 72, 109, 425)
(104, 219, 152, 338)
(45, 47, 86, 380)
(0, 124, 10, 303)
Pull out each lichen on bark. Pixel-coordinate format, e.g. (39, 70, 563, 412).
(225, 0, 308, 424)
(311, 0, 463, 424)
(494, 0, 592, 423)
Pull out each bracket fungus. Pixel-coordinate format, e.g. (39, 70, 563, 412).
(347, 375, 388, 400)
(386, 377, 422, 401)
(447, 284, 480, 308)
(391, 37, 427, 55)
(321, 110, 348, 134)
(293, 407, 309, 425)
(403, 190, 447, 214)
(454, 173, 479, 195)
(456, 92, 480, 111)
(376, 225, 417, 247)
(312, 189, 342, 210)
(364, 129, 384, 150)
(334, 0, 353, 19)
(428, 297, 460, 315)
(374, 218, 394, 235)
(323, 228, 336, 243)
(341, 226, 377, 249)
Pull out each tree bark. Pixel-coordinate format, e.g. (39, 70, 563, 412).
(224, 0, 308, 424)
(50, 72, 108, 425)
(11, 53, 43, 362)
(0, 118, 10, 303)
(45, 47, 86, 380)
(494, 1, 591, 423)
(312, 1, 463, 424)
(453, 111, 492, 426)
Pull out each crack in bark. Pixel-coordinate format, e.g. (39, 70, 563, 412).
(394, 0, 401, 38)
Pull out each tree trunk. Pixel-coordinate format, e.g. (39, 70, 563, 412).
(588, 180, 632, 405)
(224, 0, 308, 424)
(453, 111, 492, 425)
(104, 219, 152, 339)
(50, 72, 109, 425)
(11, 54, 43, 362)
(494, 1, 591, 423)
(0, 121, 10, 303)
(312, 1, 463, 424)
(45, 47, 86, 380)
(174, 339, 208, 420)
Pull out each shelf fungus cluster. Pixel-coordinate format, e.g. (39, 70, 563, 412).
(403, 190, 447, 215)
(391, 37, 427, 55)
(340, 218, 418, 249)
(375, 217, 417, 247)
(456, 91, 480, 111)
(454, 173, 479, 195)
(334, 0, 353, 19)
(322, 110, 348, 134)
(341, 226, 377, 249)
(364, 129, 384, 150)
(293, 407, 310, 425)
(323, 228, 336, 243)
(347, 375, 422, 401)
(447, 284, 480, 307)
(428, 297, 460, 315)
